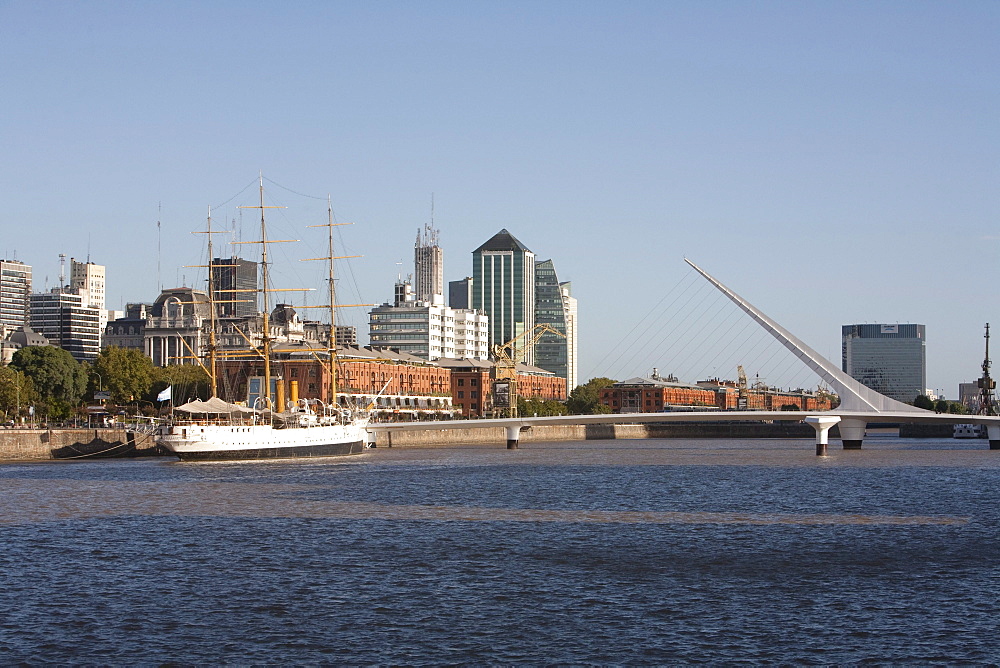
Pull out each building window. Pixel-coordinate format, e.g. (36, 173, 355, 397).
(471, 378, 478, 386)
(458, 379, 464, 386)
(471, 391, 478, 398)
(458, 391, 464, 398)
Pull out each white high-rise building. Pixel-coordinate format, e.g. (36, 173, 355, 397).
(70, 258, 108, 333)
(562, 282, 578, 392)
(0, 259, 32, 331)
(369, 280, 488, 360)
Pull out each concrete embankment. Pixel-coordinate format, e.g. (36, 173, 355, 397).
(0, 428, 167, 462)
(375, 421, 815, 447)
(898, 423, 955, 438)
(0, 421, 820, 461)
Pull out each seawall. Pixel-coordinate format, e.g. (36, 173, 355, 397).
(0, 428, 167, 462)
(0, 421, 823, 461)
(376, 421, 815, 447)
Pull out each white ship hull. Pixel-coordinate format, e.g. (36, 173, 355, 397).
(953, 424, 985, 439)
(157, 421, 370, 461)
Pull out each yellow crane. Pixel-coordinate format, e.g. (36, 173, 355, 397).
(491, 323, 566, 418)
(737, 365, 749, 410)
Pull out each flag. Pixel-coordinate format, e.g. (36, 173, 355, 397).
(157, 385, 172, 402)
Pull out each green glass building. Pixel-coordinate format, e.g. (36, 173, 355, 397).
(472, 229, 535, 363)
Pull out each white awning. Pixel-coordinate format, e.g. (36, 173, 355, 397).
(174, 397, 258, 415)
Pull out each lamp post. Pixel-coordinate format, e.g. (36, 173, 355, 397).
(91, 372, 103, 428)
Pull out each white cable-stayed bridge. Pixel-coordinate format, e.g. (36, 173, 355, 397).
(367, 260, 1000, 455)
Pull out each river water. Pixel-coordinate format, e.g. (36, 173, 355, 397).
(2, 433, 999, 664)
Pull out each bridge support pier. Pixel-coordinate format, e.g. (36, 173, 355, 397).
(506, 426, 521, 449)
(839, 419, 867, 449)
(989, 425, 1000, 450)
(805, 416, 841, 456)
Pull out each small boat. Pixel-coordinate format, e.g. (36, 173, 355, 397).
(953, 423, 984, 439)
(156, 177, 371, 461)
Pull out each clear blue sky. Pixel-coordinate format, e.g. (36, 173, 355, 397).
(2, 0, 997, 397)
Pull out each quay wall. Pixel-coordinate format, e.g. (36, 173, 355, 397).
(899, 423, 955, 438)
(0, 429, 166, 462)
(377, 421, 815, 447)
(0, 422, 824, 460)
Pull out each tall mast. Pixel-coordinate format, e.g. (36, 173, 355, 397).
(189, 207, 228, 397)
(327, 196, 338, 403)
(303, 199, 364, 409)
(258, 175, 272, 409)
(206, 206, 219, 397)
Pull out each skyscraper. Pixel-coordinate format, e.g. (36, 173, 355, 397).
(842, 324, 926, 403)
(70, 258, 106, 332)
(414, 223, 444, 305)
(30, 289, 102, 362)
(0, 259, 31, 331)
(448, 277, 473, 310)
(472, 229, 535, 362)
(534, 259, 578, 392)
(210, 257, 258, 318)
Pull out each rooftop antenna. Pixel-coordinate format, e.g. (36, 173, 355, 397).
(157, 202, 162, 293)
(58, 253, 66, 289)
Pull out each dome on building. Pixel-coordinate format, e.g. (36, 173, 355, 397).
(270, 303, 299, 326)
(9, 324, 50, 348)
(152, 287, 213, 319)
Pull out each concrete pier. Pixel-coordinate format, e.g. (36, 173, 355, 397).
(805, 416, 841, 456)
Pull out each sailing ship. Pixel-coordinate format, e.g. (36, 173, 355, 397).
(155, 177, 371, 461)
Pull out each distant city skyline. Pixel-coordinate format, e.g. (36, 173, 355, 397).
(2, 1, 997, 395)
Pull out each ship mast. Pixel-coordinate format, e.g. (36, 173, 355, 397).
(258, 177, 272, 408)
(205, 206, 219, 397)
(326, 197, 338, 403)
(189, 206, 225, 398)
(303, 197, 363, 411)
(236, 174, 289, 411)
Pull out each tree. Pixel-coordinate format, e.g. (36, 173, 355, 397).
(946, 401, 969, 415)
(518, 397, 569, 417)
(913, 394, 935, 411)
(934, 399, 950, 414)
(0, 367, 39, 422)
(92, 346, 155, 405)
(10, 346, 88, 406)
(151, 364, 212, 404)
(567, 377, 617, 414)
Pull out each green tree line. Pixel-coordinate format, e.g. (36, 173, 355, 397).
(1, 346, 209, 423)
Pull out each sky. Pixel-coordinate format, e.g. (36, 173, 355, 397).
(1, 0, 997, 398)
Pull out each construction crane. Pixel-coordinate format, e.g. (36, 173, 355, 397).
(978, 323, 996, 416)
(736, 365, 749, 410)
(490, 323, 565, 418)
